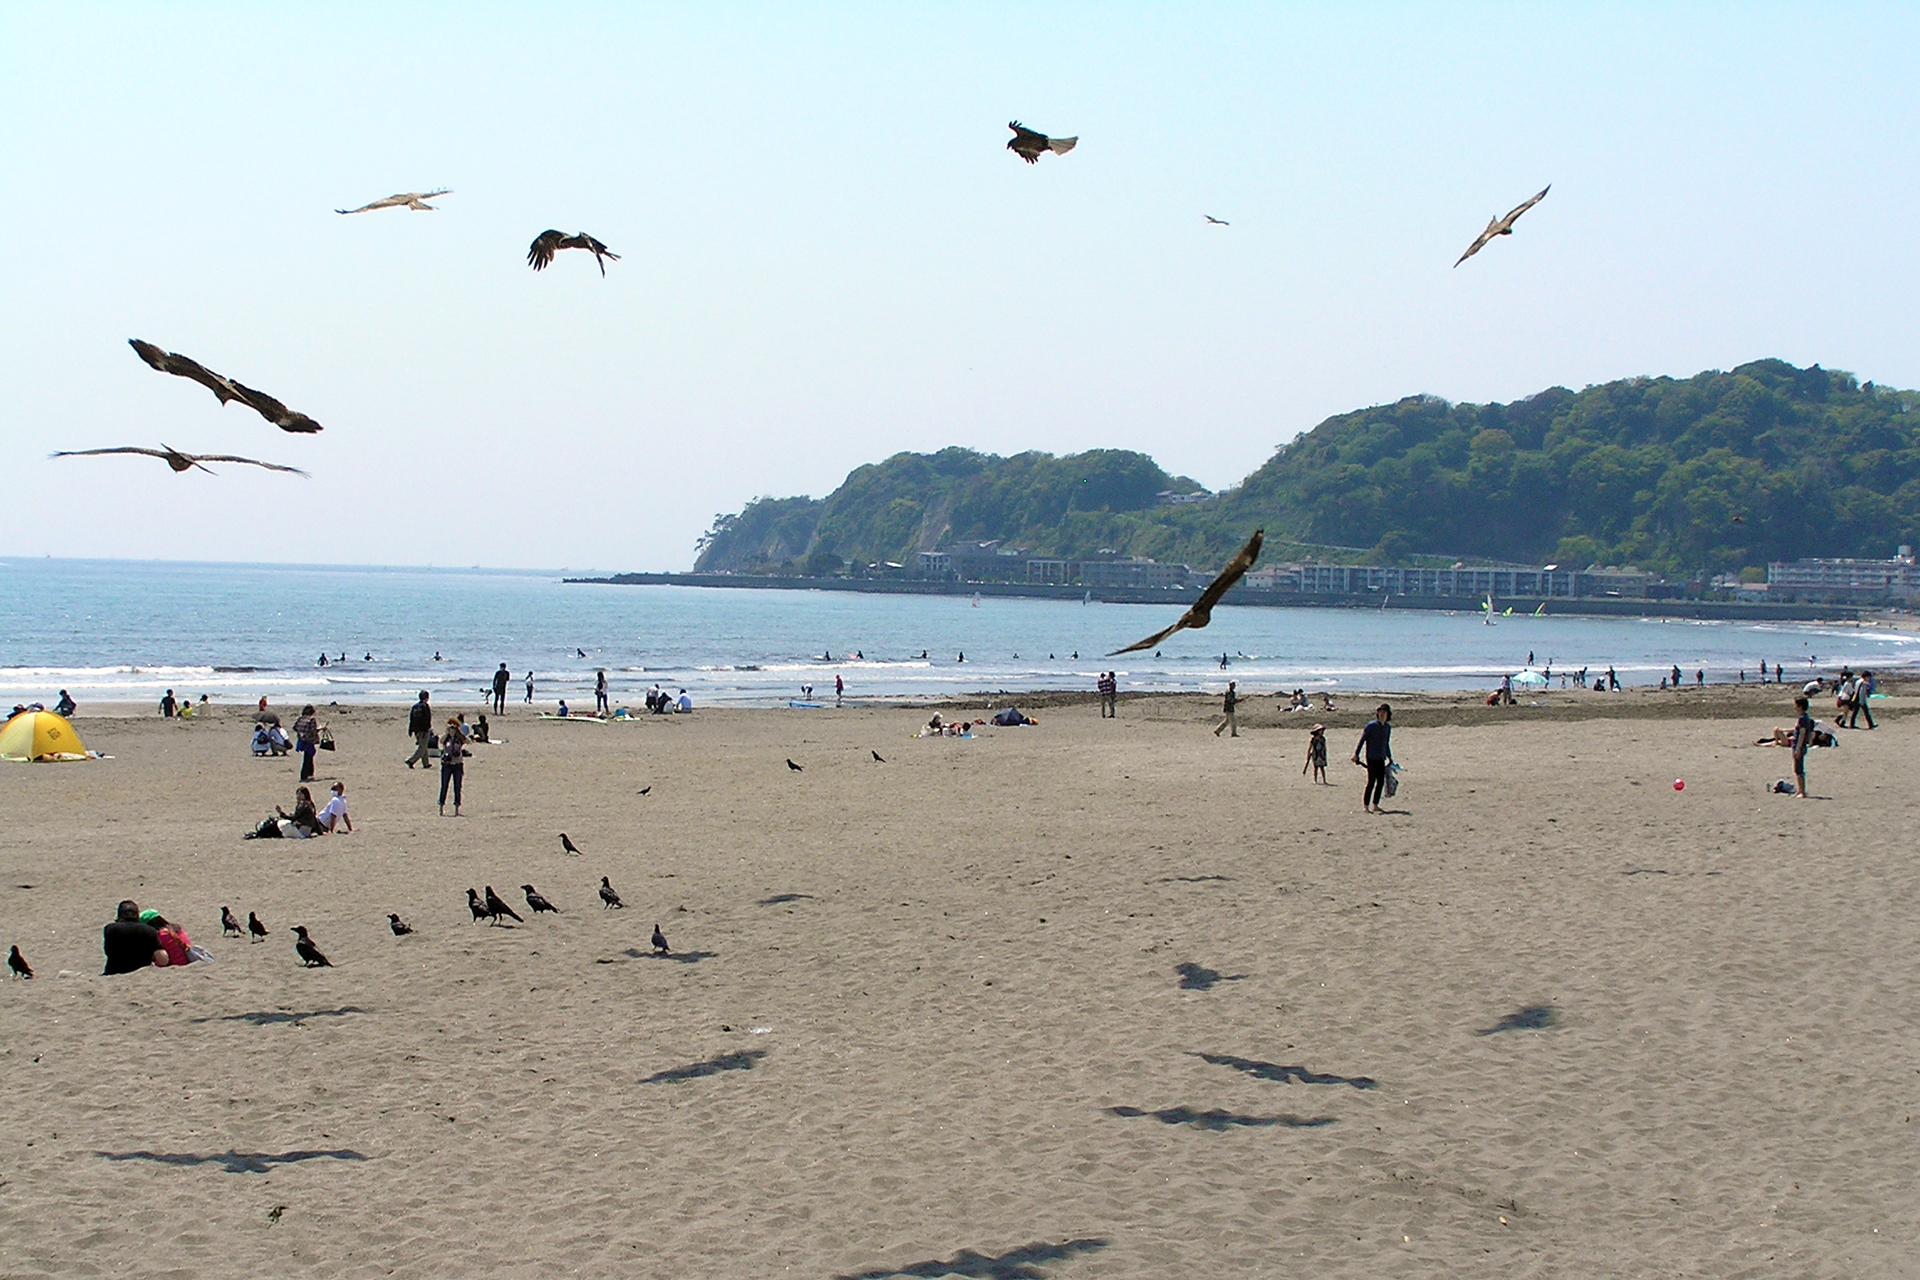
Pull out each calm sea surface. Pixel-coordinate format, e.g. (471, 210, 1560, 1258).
(1, 558, 1911, 709)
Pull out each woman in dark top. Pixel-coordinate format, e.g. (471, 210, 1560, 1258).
(293, 705, 320, 782)
(278, 785, 325, 837)
(1353, 703, 1393, 813)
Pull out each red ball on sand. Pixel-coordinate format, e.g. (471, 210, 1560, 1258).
(1673, 778, 1685, 791)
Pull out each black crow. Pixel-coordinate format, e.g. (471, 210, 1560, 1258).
(560, 833, 581, 856)
(871, 750, 885, 763)
(522, 884, 560, 914)
(1109, 529, 1263, 655)
(222, 906, 243, 937)
(637, 786, 651, 795)
(651, 923, 670, 954)
(8, 946, 30, 979)
(1205, 215, 1230, 225)
(485, 886, 523, 923)
(248, 911, 268, 942)
(599, 877, 625, 909)
(467, 888, 490, 923)
(388, 913, 413, 936)
(1455, 185, 1551, 267)
(291, 926, 332, 967)
(786, 759, 803, 772)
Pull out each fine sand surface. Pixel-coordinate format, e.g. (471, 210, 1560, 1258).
(0, 690, 1913, 1278)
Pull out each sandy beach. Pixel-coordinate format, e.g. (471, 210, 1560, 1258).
(0, 687, 1913, 1278)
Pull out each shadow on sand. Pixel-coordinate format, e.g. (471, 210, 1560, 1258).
(837, 1237, 1109, 1279)
(643, 1049, 766, 1084)
(1193, 1051, 1377, 1090)
(759, 893, 816, 905)
(1476, 1005, 1558, 1035)
(192, 1005, 369, 1026)
(97, 1148, 368, 1174)
(1108, 1105, 1334, 1130)
(1175, 963, 1246, 991)
(618, 948, 717, 964)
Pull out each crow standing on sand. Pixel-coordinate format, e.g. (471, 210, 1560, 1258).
(652, 924, 670, 954)
(872, 751, 886, 763)
(1109, 529, 1264, 655)
(560, 833, 581, 856)
(1454, 185, 1551, 267)
(522, 885, 560, 914)
(485, 886, 524, 924)
(599, 877, 625, 909)
(527, 230, 620, 276)
(8, 946, 30, 979)
(248, 911, 269, 942)
(291, 926, 332, 967)
(467, 889, 491, 923)
(1007, 121, 1077, 163)
(222, 906, 243, 937)
(786, 759, 804, 772)
(388, 913, 414, 936)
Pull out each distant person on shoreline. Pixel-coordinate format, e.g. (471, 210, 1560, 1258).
(318, 653, 328, 667)
(596, 669, 609, 715)
(103, 900, 167, 975)
(1353, 703, 1393, 814)
(54, 690, 75, 717)
(159, 689, 177, 718)
(1790, 695, 1815, 799)
(1213, 680, 1238, 737)
(1607, 666, 1619, 691)
(405, 690, 433, 769)
(835, 674, 844, 706)
(493, 663, 510, 714)
(525, 671, 534, 703)
(1097, 671, 1117, 718)
(1849, 670, 1876, 729)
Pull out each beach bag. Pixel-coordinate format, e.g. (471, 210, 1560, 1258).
(1384, 764, 1401, 798)
(318, 727, 336, 752)
(247, 815, 283, 840)
(185, 944, 216, 964)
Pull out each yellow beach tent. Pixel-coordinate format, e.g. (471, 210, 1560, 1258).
(0, 711, 91, 762)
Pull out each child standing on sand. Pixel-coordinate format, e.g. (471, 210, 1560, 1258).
(1303, 723, 1328, 783)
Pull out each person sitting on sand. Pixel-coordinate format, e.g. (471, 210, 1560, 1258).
(251, 725, 273, 756)
(141, 910, 193, 968)
(103, 900, 167, 975)
(277, 785, 326, 838)
(472, 714, 490, 743)
(676, 689, 692, 712)
(54, 690, 75, 717)
(318, 781, 352, 833)
(556, 700, 569, 717)
(1319, 692, 1336, 712)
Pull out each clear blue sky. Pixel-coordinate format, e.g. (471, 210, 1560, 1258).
(2, 3, 1914, 569)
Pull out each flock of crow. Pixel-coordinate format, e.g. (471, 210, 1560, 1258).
(46, 122, 1547, 485)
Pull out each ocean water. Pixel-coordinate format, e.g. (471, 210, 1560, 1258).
(1, 558, 1912, 709)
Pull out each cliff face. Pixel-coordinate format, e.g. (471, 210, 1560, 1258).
(695, 360, 1920, 577)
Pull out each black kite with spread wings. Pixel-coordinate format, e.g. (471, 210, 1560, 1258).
(528, 230, 620, 275)
(50, 445, 309, 477)
(1108, 529, 1263, 656)
(128, 339, 323, 432)
(1007, 121, 1077, 163)
(1454, 185, 1550, 267)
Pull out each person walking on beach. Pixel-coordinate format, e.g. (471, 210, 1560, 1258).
(405, 690, 433, 770)
(1789, 695, 1815, 799)
(1848, 670, 1876, 729)
(1098, 671, 1117, 718)
(492, 664, 510, 714)
(1353, 703, 1393, 813)
(596, 669, 609, 716)
(1304, 723, 1328, 783)
(439, 716, 468, 816)
(1213, 680, 1239, 737)
(1607, 666, 1619, 692)
(292, 704, 320, 783)
(524, 671, 534, 704)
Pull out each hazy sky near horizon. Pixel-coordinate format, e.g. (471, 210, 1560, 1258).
(3, 3, 1915, 570)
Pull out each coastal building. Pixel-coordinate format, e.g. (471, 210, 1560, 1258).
(1767, 547, 1918, 601)
(1245, 563, 1644, 599)
(1024, 556, 1191, 588)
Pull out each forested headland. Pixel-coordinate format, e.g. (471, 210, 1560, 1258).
(693, 359, 1920, 580)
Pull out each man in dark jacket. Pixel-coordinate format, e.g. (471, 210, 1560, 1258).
(405, 691, 433, 769)
(492, 664, 510, 714)
(103, 900, 166, 975)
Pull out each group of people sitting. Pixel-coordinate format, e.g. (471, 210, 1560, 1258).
(645, 686, 692, 714)
(250, 722, 293, 755)
(245, 782, 352, 839)
(919, 713, 982, 737)
(1283, 689, 1335, 712)
(102, 899, 210, 974)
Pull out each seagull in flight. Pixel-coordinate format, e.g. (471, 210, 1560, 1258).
(128, 339, 323, 433)
(1007, 121, 1077, 164)
(527, 230, 619, 275)
(1454, 185, 1550, 267)
(50, 445, 308, 477)
(1109, 529, 1263, 655)
(336, 189, 451, 215)
(1204, 215, 1230, 225)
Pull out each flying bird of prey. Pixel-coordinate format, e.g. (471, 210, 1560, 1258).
(128, 339, 245, 405)
(872, 750, 885, 763)
(388, 913, 414, 936)
(248, 911, 269, 942)
(1454, 185, 1550, 267)
(599, 876, 625, 909)
(7, 945, 30, 979)
(1204, 215, 1229, 226)
(128, 339, 323, 432)
(484, 886, 523, 924)
(522, 884, 560, 914)
(1007, 121, 1077, 163)
(1109, 528, 1264, 656)
(560, 833, 581, 856)
(222, 906, 243, 937)
(651, 923, 670, 954)
(335, 189, 451, 215)
(50, 446, 309, 477)
(291, 925, 332, 968)
(527, 230, 619, 276)
(467, 888, 490, 923)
